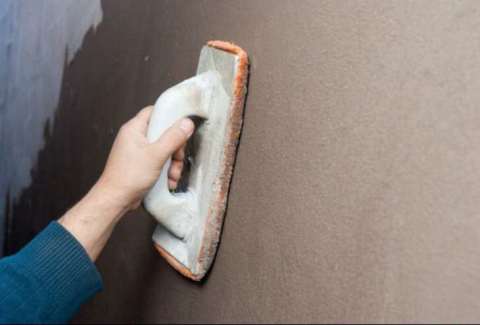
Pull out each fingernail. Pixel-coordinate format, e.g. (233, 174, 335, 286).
(179, 118, 194, 137)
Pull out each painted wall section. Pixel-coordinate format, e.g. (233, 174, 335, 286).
(0, 0, 103, 255)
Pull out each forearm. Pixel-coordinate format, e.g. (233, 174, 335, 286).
(59, 181, 129, 261)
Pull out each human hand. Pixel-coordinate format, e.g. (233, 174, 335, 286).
(60, 106, 194, 261)
(96, 106, 195, 211)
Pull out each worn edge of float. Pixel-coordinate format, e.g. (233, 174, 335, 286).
(154, 40, 249, 281)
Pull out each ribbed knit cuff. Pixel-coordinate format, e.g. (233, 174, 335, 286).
(12, 221, 103, 321)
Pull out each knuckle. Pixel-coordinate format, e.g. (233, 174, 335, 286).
(137, 106, 153, 117)
(137, 109, 149, 118)
(118, 123, 133, 136)
(118, 124, 129, 133)
(172, 127, 187, 140)
(148, 143, 168, 161)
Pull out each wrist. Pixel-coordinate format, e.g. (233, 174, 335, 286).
(87, 180, 132, 220)
(58, 180, 131, 261)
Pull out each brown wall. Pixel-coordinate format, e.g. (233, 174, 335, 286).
(10, 0, 480, 323)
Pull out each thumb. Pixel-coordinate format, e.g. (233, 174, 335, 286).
(149, 118, 195, 162)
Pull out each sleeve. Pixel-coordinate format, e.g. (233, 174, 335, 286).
(0, 221, 103, 324)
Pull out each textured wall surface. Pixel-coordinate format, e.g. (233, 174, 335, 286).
(7, 0, 480, 323)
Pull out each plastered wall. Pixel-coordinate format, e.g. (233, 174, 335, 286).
(7, 0, 480, 323)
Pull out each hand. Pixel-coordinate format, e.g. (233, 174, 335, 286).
(97, 106, 195, 211)
(59, 106, 194, 261)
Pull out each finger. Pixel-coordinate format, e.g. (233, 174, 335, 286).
(168, 179, 178, 190)
(173, 145, 186, 161)
(131, 106, 154, 133)
(149, 118, 195, 163)
(168, 160, 183, 181)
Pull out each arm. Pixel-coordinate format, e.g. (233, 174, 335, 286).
(0, 106, 194, 323)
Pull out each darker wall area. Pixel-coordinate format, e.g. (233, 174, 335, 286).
(9, 0, 480, 323)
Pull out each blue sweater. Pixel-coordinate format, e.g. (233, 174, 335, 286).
(0, 222, 103, 323)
